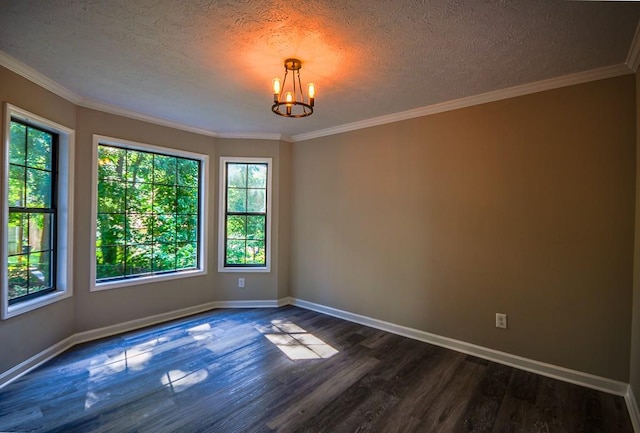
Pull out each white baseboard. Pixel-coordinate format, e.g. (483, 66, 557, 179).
(288, 297, 629, 397)
(627, 385, 640, 433)
(73, 302, 218, 345)
(0, 336, 75, 388)
(214, 300, 280, 308)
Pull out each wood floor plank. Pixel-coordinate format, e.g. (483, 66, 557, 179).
(0, 307, 634, 433)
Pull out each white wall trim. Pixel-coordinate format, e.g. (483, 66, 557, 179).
(72, 302, 218, 345)
(0, 336, 75, 388)
(290, 64, 632, 143)
(626, 21, 640, 73)
(0, 51, 82, 104)
(288, 297, 630, 397)
(217, 132, 285, 141)
(213, 300, 280, 308)
(627, 385, 640, 433)
(79, 99, 219, 138)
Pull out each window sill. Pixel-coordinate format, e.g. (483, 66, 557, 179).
(91, 268, 207, 292)
(3, 290, 72, 320)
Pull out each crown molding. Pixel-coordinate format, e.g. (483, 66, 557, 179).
(0, 51, 82, 104)
(1, 50, 633, 145)
(216, 131, 287, 141)
(626, 20, 640, 73)
(291, 63, 632, 143)
(77, 99, 219, 138)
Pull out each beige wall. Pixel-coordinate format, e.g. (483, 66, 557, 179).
(291, 75, 636, 381)
(214, 138, 291, 302)
(0, 66, 76, 373)
(632, 70, 640, 400)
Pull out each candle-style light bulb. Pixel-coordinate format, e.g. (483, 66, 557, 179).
(272, 78, 281, 102)
(308, 82, 315, 107)
(285, 91, 293, 115)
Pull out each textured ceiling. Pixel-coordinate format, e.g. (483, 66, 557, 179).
(1, 0, 639, 139)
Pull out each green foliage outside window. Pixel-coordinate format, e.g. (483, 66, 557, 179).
(7, 120, 55, 302)
(225, 163, 267, 266)
(96, 144, 200, 282)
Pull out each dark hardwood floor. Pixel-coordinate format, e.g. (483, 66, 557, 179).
(0, 306, 634, 432)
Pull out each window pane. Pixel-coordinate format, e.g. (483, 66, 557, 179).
(126, 150, 153, 183)
(28, 213, 52, 252)
(8, 256, 28, 300)
(246, 240, 266, 265)
(155, 214, 177, 244)
(246, 215, 265, 240)
(126, 245, 152, 276)
(96, 245, 125, 279)
(227, 188, 246, 213)
(247, 189, 266, 213)
(177, 242, 197, 269)
(227, 215, 246, 239)
(177, 187, 198, 215)
(247, 164, 267, 188)
(154, 154, 177, 185)
(154, 185, 176, 214)
(177, 159, 199, 187)
(127, 214, 153, 245)
(126, 182, 153, 214)
(28, 251, 52, 291)
(8, 164, 25, 207)
(227, 164, 246, 188)
(98, 180, 125, 213)
(27, 127, 52, 170)
(10, 122, 26, 165)
(97, 213, 125, 246)
(226, 240, 246, 265)
(26, 168, 52, 208)
(177, 215, 198, 242)
(8, 212, 26, 255)
(153, 243, 176, 272)
(98, 146, 126, 180)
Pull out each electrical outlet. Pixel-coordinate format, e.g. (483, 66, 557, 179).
(238, 278, 245, 288)
(496, 313, 507, 329)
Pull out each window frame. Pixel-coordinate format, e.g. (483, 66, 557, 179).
(90, 135, 208, 292)
(1, 104, 75, 320)
(218, 157, 272, 273)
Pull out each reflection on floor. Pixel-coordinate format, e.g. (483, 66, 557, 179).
(0, 306, 634, 433)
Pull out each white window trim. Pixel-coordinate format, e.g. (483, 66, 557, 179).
(218, 156, 272, 273)
(90, 135, 208, 292)
(1, 104, 75, 319)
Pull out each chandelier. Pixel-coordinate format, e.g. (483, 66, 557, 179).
(272, 58, 315, 118)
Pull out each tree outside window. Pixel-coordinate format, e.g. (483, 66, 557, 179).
(95, 144, 201, 282)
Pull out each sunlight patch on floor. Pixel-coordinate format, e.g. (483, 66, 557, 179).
(161, 368, 209, 393)
(84, 337, 167, 409)
(257, 319, 338, 360)
(188, 323, 215, 341)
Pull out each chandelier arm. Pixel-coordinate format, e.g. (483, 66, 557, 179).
(296, 69, 305, 103)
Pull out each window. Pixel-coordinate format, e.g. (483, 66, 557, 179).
(7, 119, 57, 302)
(2, 104, 74, 319)
(91, 135, 207, 290)
(218, 157, 272, 272)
